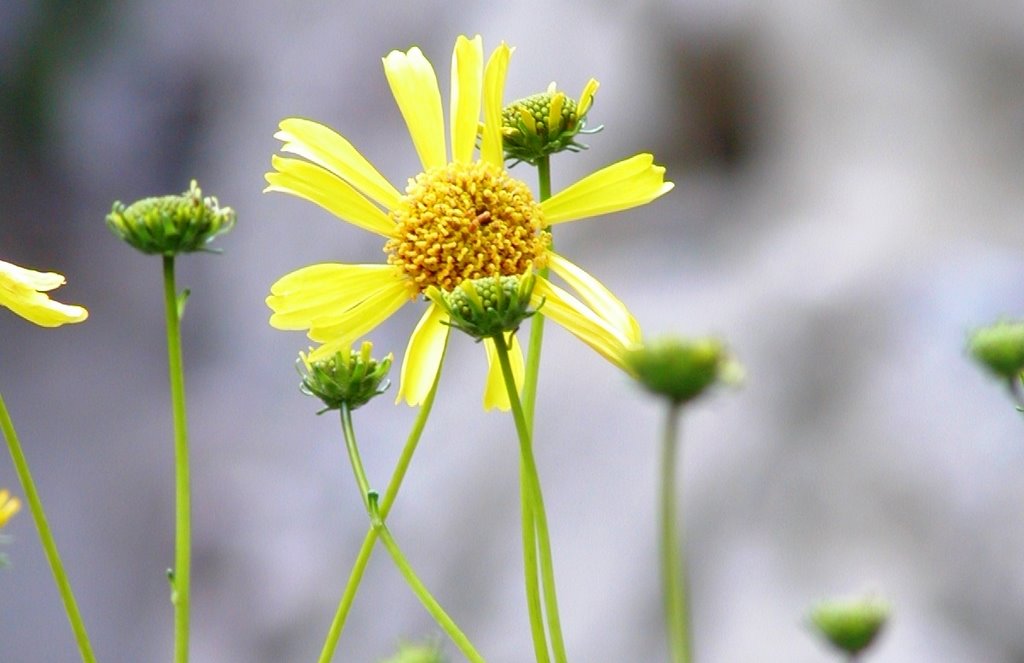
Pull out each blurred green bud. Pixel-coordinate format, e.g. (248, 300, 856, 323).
(380, 641, 447, 663)
(501, 80, 601, 165)
(107, 180, 235, 256)
(427, 269, 539, 341)
(809, 596, 890, 656)
(299, 341, 392, 412)
(626, 337, 741, 405)
(968, 320, 1024, 380)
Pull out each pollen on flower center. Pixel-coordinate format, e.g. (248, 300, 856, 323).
(386, 160, 549, 296)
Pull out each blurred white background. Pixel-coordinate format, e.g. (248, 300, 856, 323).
(2, 1, 1024, 661)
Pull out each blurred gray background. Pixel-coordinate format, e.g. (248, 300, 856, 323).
(2, 1, 1024, 661)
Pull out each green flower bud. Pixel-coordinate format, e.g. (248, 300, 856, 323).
(501, 79, 601, 165)
(380, 642, 447, 663)
(107, 180, 235, 256)
(809, 596, 890, 656)
(968, 320, 1024, 380)
(298, 342, 393, 412)
(626, 337, 741, 404)
(426, 269, 539, 341)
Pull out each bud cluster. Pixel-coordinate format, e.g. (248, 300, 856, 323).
(808, 596, 890, 656)
(501, 80, 600, 165)
(427, 270, 539, 340)
(107, 180, 235, 256)
(626, 337, 740, 405)
(968, 320, 1024, 380)
(299, 342, 393, 412)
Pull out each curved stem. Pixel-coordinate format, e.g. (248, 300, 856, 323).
(493, 333, 567, 663)
(369, 497, 486, 663)
(0, 391, 97, 663)
(163, 255, 191, 663)
(318, 340, 448, 663)
(335, 382, 481, 661)
(661, 402, 691, 663)
(339, 404, 371, 513)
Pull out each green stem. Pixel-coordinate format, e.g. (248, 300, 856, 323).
(0, 391, 97, 663)
(162, 255, 191, 663)
(661, 402, 691, 663)
(336, 385, 482, 661)
(493, 333, 567, 663)
(339, 404, 371, 513)
(318, 340, 448, 663)
(520, 464, 550, 663)
(370, 498, 485, 663)
(521, 154, 552, 428)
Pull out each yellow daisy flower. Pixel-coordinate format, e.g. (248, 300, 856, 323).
(0, 259, 88, 327)
(266, 35, 672, 409)
(0, 490, 20, 529)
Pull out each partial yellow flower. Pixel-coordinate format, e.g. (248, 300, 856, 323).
(0, 490, 20, 530)
(266, 35, 672, 409)
(0, 260, 88, 327)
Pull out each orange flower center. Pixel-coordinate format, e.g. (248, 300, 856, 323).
(386, 160, 549, 296)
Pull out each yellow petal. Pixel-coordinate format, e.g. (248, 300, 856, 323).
(450, 35, 483, 164)
(483, 333, 524, 411)
(0, 261, 88, 327)
(383, 46, 446, 171)
(577, 78, 599, 118)
(267, 263, 402, 329)
(275, 118, 401, 210)
(397, 303, 450, 406)
(541, 154, 674, 225)
(307, 281, 410, 344)
(547, 253, 641, 344)
(548, 92, 565, 132)
(480, 42, 513, 168)
(266, 156, 395, 236)
(532, 278, 636, 370)
(0, 260, 66, 292)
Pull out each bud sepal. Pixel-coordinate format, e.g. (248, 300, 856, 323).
(298, 341, 393, 412)
(426, 269, 540, 341)
(501, 80, 602, 165)
(107, 180, 236, 256)
(626, 336, 742, 405)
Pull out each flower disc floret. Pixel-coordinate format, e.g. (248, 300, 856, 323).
(385, 160, 549, 297)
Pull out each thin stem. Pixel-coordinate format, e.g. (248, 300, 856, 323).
(318, 341, 447, 663)
(336, 386, 481, 661)
(661, 402, 691, 663)
(520, 465, 550, 663)
(163, 255, 191, 663)
(493, 333, 567, 663)
(339, 404, 371, 513)
(371, 503, 485, 663)
(0, 391, 97, 663)
(521, 154, 552, 428)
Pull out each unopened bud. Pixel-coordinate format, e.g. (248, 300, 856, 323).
(107, 180, 235, 256)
